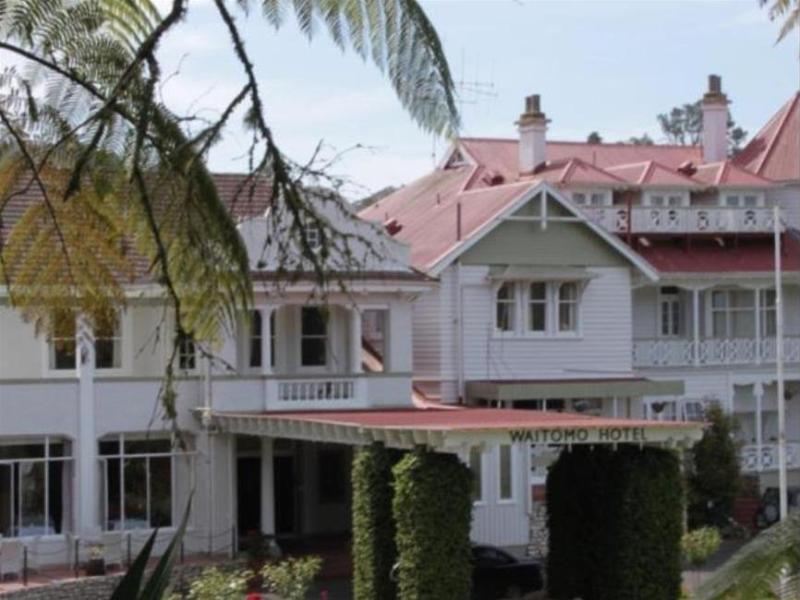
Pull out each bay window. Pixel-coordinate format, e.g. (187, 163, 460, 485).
(0, 438, 73, 537)
(557, 283, 579, 332)
(495, 283, 517, 333)
(495, 281, 582, 336)
(100, 435, 189, 531)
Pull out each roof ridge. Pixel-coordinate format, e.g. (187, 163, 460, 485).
(458, 136, 701, 149)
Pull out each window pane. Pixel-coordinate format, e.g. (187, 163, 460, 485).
(249, 311, 262, 368)
(47, 461, 66, 534)
(590, 193, 605, 206)
(499, 446, 512, 500)
(559, 283, 577, 302)
(125, 439, 172, 455)
(178, 334, 195, 370)
(270, 312, 276, 368)
(573, 193, 586, 205)
(301, 338, 327, 366)
(301, 307, 326, 336)
(51, 310, 76, 370)
(744, 196, 758, 207)
(106, 459, 121, 530)
(469, 448, 482, 502)
(0, 444, 45, 460)
(529, 283, 546, 301)
(124, 458, 148, 530)
(529, 304, 546, 332)
(711, 291, 727, 309)
(732, 311, 755, 338)
(19, 462, 46, 536)
(496, 283, 516, 332)
(149, 457, 172, 527)
(712, 312, 727, 338)
(0, 465, 11, 536)
(95, 313, 121, 369)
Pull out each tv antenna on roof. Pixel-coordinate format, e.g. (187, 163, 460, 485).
(430, 50, 497, 167)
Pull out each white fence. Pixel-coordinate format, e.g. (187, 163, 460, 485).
(740, 443, 800, 473)
(633, 336, 800, 367)
(584, 206, 774, 234)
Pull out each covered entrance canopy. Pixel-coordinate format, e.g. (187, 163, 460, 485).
(206, 406, 703, 451)
(466, 376, 684, 404)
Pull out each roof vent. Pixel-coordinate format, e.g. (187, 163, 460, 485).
(677, 160, 697, 176)
(481, 169, 505, 186)
(384, 218, 403, 236)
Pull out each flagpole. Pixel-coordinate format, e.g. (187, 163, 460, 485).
(773, 205, 787, 521)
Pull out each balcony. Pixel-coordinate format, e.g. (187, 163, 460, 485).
(741, 443, 800, 473)
(584, 205, 774, 234)
(633, 336, 800, 368)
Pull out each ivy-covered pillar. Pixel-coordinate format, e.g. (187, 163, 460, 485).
(547, 445, 683, 600)
(392, 447, 473, 600)
(352, 443, 400, 600)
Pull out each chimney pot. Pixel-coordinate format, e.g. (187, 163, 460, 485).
(517, 93, 549, 173)
(701, 74, 729, 163)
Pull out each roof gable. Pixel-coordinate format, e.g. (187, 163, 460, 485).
(734, 93, 800, 182)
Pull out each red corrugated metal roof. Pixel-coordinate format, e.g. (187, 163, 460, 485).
(735, 93, 800, 182)
(692, 161, 775, 188)
(632, 236, 800, 273)
(607, 160, 699, 187)
(529, 158, 626, 186)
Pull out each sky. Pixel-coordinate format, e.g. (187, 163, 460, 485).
(155, 1, 797, 198)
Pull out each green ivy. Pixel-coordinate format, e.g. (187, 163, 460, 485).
(352, 443, 402, 600)
(547, 445, 684, 600)
(392, 447, 473, 600)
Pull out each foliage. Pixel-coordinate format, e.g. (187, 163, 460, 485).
(760, 0, 799, 42)
(0, 0, 458, 426)
(627, 133, 654, 145)
(682, 527, 722, 566)
(170, 567, 251, 600)
(392, 447, 473, 600)
(261, 555, 322, 600)
(694, 512, 800, 600)
(547, 445, 683, 600)
(110, 495, 192, 600)
(688, 404, 741, 529)
(656, 101, 747, 155)
(352, 443, 402, 600)
(586, 131, 603, 144)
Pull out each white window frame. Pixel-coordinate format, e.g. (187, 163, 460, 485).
(94, 311, 126, 372)
(177, 332, 197, 372)
(46, 311, 77, 373)
(299, 305, 329, 370)
(527, 282, 548, 335)
(572, 190, 611, 207)
(98, 433, 193, 532)
(707, 288, 757, 339)
(0, 437, 73, 538)
(44, 311, 130, 375)
(719, 191, 765, 208)
(643, 191, 690, 207)
(657, 288, 681, 338)
(248, 310, 263, 369)
(759, 288, 777, 338)
(497, 444, 515, 503)
(468, 447, 486, 505)
(494, 282, 519, 335)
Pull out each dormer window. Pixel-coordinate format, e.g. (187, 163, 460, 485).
(572, 191, 609, 206)
(644, 192, 688, 207)
(722, 193, 762, 208)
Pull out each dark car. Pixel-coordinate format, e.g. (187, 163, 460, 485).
(755, 486, 800, 529)
(471, 544, 544, 600)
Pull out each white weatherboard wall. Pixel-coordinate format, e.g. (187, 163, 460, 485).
(455, 265, 633, 380)
(770, 183, 800, 228)
(470, 444, 530, 549)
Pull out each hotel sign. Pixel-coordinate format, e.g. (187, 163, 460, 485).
(508, 427, 649, 445)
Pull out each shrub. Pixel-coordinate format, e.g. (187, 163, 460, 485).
(173, 566, 251, 600)
(547, 445, 684, 600)
(352, 443, 402, 600)
(261, 556, 322, 600)
(688, 404, 741, 529)
(682, 527, 721, 566)
(392, 447, 473, 600)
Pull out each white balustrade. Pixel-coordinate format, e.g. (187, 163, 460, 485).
(633, 336, 800, 368)
(277, 378, 356, 403)
(740, 443, 800, 473)
(583, 206, 774, 234)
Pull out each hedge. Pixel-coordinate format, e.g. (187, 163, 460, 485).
(392, 448, 473, 600)
(352, 443, 402, 600)
(547, 445, 684, 600)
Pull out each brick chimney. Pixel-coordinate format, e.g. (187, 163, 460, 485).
(701, 75, 729, 163)
(517, 95, 549, 173)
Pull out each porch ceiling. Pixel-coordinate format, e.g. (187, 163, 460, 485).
(202, 405, 703, 451)
(466, 377, 684, 402)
